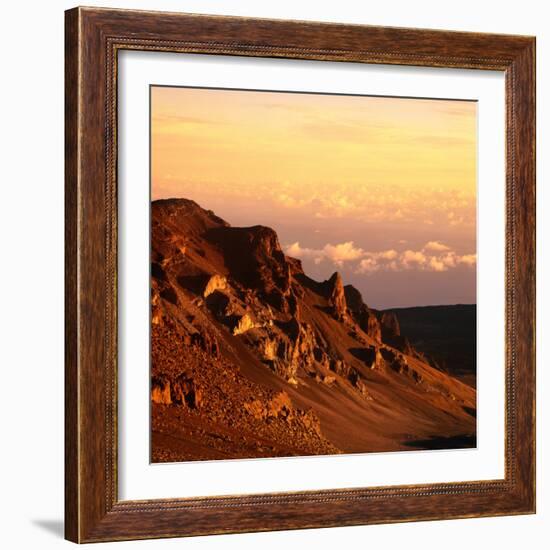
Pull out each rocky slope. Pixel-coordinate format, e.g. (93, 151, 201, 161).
(151, 198, 476, 462)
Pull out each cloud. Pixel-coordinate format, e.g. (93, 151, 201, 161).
(428, 257, 447, 272)
(323, 242, 365, 264)
(358, 243, 476, 274)
(379, 249, 398, 260)
(286, 240, 476, 275)
(233, 178, 476, 231)
(285, 242, 323, 262)
(401, 250, 427, 267)
(285, 241, 364, 267)
(356, 257, 381, 273)
(458, 254, 476, 266)
(424, 241, 451, 252)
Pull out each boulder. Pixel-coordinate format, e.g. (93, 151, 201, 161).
(203, 274, 227, 298)
(172, 374, 202, 409)
(233, 313, 257, 335)
(151, 375, 172, 405)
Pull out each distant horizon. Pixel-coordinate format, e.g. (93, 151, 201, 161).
(151, 86, 477, 309)
(383, 302, 476, 311)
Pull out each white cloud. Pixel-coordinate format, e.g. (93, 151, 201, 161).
(323, 242, 365, 265)
(401, 250, 427, 267)
(286, 240, 476, 275)
(357, 258, 380, 273)
(424, 241, 451, 252)
(286, 241, 309, 257)
(357, 246, 476, 274)
(379, 249, 398, 260)
(285, 241, 364, 267)
(440, 253, 457, 268)
(458, 254, 477, 266)
(428, 257, 447, 272)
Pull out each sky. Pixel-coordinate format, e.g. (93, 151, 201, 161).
(151, 85, 477, 309)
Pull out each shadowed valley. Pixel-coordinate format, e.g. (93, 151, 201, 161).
(385, 305, 477, 388)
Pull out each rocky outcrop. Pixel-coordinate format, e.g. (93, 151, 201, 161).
(206, 226, 291, 293)
(257, 317, 317, 385)
(152, 198, 229, 237)
(151, 374, 172, 404)
(297, 409, 323, 436)
(151, 372, 202, 408)
(244, 392, 324, 437)
(380, 311, 412, 353)
(325, 272, 347, 320)
(389, 355, 423, 383)
(343, 284, 364, 312)
(381, 311, 400, 336)
(203, 274, 227, 297)
(172, 374, 203, 408)
(190, 328, 220, 358)
(244, 391, 293, 421)
(344, 284, 382, 342)
(233, 313, 257, 335)
(354, 377, 371, 398)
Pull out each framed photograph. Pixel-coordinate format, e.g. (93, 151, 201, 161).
(65, 7, 535, 543)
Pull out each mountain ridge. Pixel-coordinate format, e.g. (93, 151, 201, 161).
(384, 304, 477, 387)
(151, 198, 476, 462)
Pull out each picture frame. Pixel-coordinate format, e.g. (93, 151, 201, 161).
(65, 6, 536, 543)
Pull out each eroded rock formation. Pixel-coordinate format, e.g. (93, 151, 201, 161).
(150, 198, 477, 462)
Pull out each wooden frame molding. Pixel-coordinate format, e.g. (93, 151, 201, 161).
(65, 6, 536, 543)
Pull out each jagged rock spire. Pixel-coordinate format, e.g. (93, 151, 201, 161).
(326, 272, 347, 320)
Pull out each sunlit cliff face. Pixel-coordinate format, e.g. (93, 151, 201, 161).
(151, 86, 476, 309)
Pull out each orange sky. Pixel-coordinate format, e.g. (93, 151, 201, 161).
(151, 86, 477, 308)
